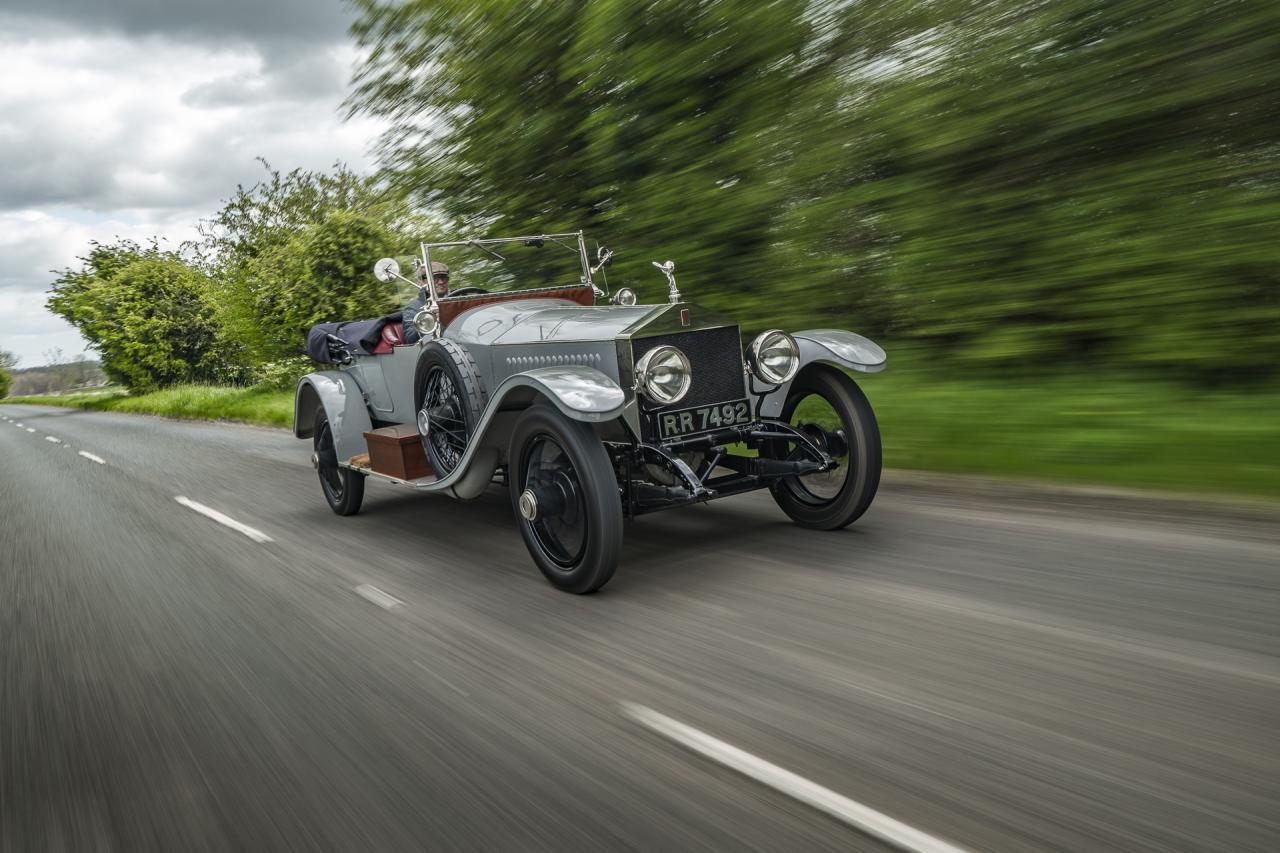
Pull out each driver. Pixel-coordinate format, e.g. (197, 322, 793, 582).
(402, 261, 449, 344)
(428, 261, 450, 297)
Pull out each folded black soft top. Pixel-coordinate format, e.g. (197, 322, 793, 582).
(305, 313, 402, 364)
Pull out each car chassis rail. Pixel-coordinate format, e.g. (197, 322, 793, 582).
(609, 419, 837, 516)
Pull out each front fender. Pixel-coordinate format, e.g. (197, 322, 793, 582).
(427, 366, 626, 500)
(487, 366, 626, 423)
(294, 371, 372, 464)
(756, 330, 886, 418)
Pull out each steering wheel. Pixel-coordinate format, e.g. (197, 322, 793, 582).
(448, 286, 488, 297)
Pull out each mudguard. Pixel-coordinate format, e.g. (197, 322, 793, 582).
(438, 366, 624, 498)
(756, 329, 886, 418)
(294, 371, 373, 464)
(326, 365, 625, 501)
(485, 366, 626, 423)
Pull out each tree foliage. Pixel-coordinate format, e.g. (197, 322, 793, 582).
(349, 0, 1280, 382)
(228, 211, 408, 360)
(198, 161, 418, 362)
(0, 347, 15, 397)
(46, 242, 235, 392)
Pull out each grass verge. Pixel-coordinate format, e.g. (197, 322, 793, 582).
(861, 371, 1280, 500)
(2, 385, 294, 429)
(5, 372, 1278, 499)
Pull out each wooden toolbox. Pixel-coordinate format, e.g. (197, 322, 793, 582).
(363, 424, 433, 480)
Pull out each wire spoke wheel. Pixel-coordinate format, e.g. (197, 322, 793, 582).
(522, 435, 588, 568)
(422, 365, 468, 474)
(415, 340, 486, 479)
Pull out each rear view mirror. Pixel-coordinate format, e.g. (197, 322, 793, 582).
(373, 257, 401, 282)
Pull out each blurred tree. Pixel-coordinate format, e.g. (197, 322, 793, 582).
(796, 0, 1280, 380)
(349, 0, 1280, 382)
(47, 241, 236, 392)
(231, 211, 408, 360)
(0, 347, 17, 395)
(198, 160, 420, 361)
(349, 0, 814, 317)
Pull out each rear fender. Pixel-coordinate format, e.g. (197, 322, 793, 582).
(756, 330, 886, 418)
(294, 371, 372, 463)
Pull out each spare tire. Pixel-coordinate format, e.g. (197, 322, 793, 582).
(413, 339, 487, 477)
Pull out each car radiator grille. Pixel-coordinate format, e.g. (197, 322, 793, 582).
(632, 325, 746, 437)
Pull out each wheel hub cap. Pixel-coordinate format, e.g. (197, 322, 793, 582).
(518, 489, 539, 521)
(417, 407, 430, 437)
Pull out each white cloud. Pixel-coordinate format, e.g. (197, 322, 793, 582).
(0, 17, 388, 368)
(0, 209, 198, 368)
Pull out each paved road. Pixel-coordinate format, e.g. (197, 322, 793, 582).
(1, 403, 1277, 853)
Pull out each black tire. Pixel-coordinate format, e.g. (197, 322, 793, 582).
(414, 339, 486, 476)
(314, 410, 365, 516)
(509, 405, 623, 593)
(768, 365, 881, 530)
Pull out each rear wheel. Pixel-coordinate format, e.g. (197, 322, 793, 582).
(510, 406, 623, 593)
(768, 365, 881, 530)
(314, 410, 364, 516)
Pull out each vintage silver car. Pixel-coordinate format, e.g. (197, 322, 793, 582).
(294, 232, 885, 593)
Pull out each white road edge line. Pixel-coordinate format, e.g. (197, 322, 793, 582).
(354, 583, 404, 610)
(173, 496, 273, 543)
(78, 451, 106, 465)
(621, 703, 971, 853)
(44, 435, 61, 443)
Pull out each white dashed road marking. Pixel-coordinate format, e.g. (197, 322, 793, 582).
(44, 435, 61, 444)
(622, 703, 971, 853)
(354, 584, 404, 611)
(174, 496, 273, 543)
(25, 427, 35, 433)
(78, 451, 107, 465)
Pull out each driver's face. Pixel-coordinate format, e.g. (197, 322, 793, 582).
(434, 274, 449, 297)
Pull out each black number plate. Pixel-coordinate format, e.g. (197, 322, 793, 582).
(656, 399, 751, 439)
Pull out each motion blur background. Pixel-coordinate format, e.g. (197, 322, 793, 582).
(4, 0, 1278, 496)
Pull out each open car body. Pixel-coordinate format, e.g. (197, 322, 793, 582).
(294, 231, 886, 592)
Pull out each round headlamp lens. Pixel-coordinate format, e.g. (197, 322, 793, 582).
(749, 330, 799, 385)
(636, 345, 692, 405)
(612, 288, 637, 306)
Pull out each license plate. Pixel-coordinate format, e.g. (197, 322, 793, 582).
(656, 399, 751, 439)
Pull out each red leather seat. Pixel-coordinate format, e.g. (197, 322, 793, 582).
(372, 322, 405, 354)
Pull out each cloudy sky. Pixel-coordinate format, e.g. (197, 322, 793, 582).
(0, 0, 386, 367)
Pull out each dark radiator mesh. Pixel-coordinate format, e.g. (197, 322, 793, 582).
(633, 325, 746, 413)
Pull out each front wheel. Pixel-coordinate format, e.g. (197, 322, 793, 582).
(767, 365, 881, 530)
(509, 405, 623, 593)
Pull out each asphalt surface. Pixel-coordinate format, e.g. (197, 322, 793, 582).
(1, 403, 1277, 853)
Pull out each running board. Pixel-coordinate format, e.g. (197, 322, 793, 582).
(343, 454, 439, 490)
